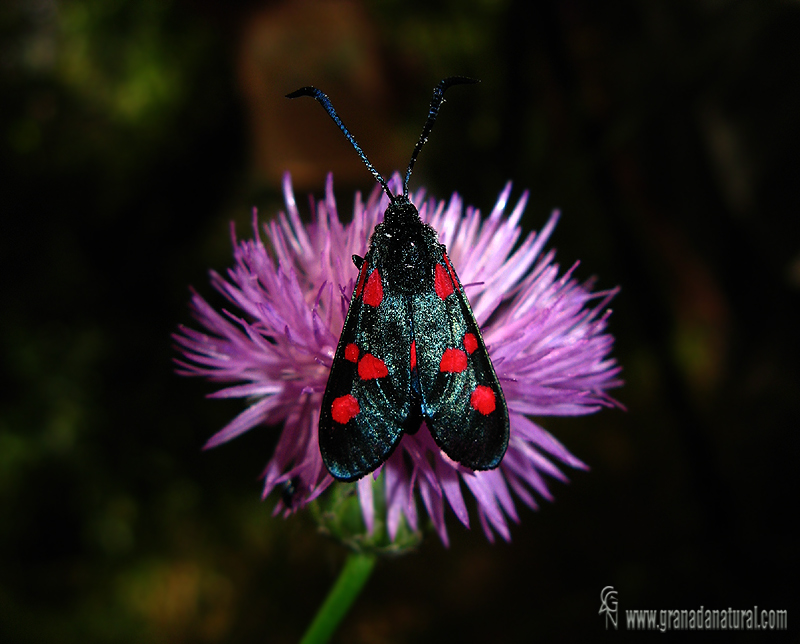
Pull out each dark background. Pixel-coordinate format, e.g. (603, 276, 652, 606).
(1, 0, 797, 641)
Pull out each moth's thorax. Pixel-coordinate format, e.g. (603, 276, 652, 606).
(371, 197, 438, 294)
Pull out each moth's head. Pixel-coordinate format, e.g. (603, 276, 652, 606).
(383, 195, 420, 226)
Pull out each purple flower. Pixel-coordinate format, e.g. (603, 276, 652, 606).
(175, 172, 622, 545)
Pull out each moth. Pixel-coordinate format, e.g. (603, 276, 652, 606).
(288, 78, 509, 481)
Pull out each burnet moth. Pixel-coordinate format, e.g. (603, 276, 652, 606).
(287, 77, 509, 482)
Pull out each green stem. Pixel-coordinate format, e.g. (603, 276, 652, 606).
(299, 551, 377, 644)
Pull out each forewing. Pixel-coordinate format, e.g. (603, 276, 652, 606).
(319, 258, 414, 481)
(412, 248, 509, 470)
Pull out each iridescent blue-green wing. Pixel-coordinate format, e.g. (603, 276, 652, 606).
(411, 247, 509, 470)
(319, 257, 415, 481)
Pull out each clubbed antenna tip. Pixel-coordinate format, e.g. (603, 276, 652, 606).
(403, 77, 479, 196)
(287, 78, 479, 200)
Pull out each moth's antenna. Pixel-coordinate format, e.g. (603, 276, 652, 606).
(286, 86, 393, 201)
(404, 77, 479, 197)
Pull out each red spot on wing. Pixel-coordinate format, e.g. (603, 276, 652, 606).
(410, 340, 416, 370)
(358, 353, 389, 380)
(354, 261, 368, 298)
(470, 385, 496, 415)
(331, 394, 360, 424)
(434, 263, 454, 300)
(439, 348, 467, 373)
(344, 343, 359, 362)
(363, 269, 383, 307)
(463, 333, 478, 354)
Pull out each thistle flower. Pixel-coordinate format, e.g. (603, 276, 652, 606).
(174, 172, 622, 545)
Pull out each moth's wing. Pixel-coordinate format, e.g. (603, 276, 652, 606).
(411, 247, 509, 470)
(319, 259, 414, 481)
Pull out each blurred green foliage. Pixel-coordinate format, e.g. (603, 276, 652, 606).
(1, 0, 798, 642)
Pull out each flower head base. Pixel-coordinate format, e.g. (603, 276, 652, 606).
(175, 173, 622, 545)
